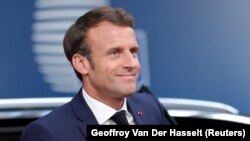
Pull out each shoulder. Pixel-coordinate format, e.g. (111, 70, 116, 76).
(20, 102, 80, 141)
(24, 102, 73, 130)
(128, 92, 161, 106)
(127, 91, 177, 125)
(20, 119, 56, 141)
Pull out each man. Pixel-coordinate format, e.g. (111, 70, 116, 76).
(21, 6, 176, 141)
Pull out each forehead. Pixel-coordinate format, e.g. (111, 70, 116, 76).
(87, 21, 138, 44)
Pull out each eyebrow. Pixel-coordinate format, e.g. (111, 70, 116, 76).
(106, 46, 139, 53)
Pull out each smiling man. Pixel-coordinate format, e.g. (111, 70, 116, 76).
(21, 6, 176, 141)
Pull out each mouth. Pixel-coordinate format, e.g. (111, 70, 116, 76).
(116, 74, 137, 80)
(116, 73, 136, 76)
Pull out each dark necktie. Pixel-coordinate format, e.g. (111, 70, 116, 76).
(110, 110, 129, 125)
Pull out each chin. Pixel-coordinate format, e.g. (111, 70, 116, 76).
(122, 86, 136, 95)
(114, 83, 136, 94)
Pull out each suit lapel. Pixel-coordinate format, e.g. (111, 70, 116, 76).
(127, 95, 148, 124)
(70, 89, 98, 138)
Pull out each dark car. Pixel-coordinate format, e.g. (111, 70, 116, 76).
(0, 96, 250, 141)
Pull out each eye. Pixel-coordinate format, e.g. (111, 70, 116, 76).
(111, 50, 119, 56)
(131, 48, 139, 57)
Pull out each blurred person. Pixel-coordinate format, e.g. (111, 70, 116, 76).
(21, 6, 176, 141)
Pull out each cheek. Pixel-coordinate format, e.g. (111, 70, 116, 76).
(105, 63, 119, 75)
(95, 61, 117, 75)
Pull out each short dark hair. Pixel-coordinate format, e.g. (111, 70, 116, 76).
(63, 6, 135, 81)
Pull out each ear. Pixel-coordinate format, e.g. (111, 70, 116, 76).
(72, 54, 90, 75)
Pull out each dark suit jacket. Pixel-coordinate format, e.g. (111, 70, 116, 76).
(20, 89, 175, 141)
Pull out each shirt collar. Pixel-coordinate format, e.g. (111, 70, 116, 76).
(82, 88, 129, 124)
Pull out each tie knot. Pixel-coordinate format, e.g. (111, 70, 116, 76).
(110, 110, 129, 125)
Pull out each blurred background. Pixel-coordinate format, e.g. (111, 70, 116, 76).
(1, 0, 250, 115)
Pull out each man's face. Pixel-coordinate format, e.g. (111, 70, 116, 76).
(84, 21, 140, 99)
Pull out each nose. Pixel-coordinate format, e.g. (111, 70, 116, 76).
(122, 51, 139, 68)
